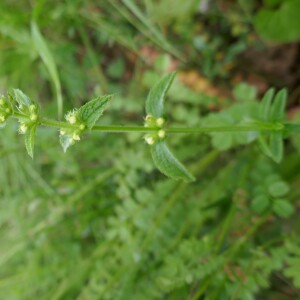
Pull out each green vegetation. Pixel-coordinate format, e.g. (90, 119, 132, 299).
(1, 1, 300, 299)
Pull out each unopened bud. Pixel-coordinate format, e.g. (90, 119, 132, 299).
(0, 115, 5, 123)
(156, 118, 165, 127)
(30, 114, 38, 121)
(60, 130, 66, 136)
(29, 104, 37, 112)
(67, 115, 77, 124)
(145, 114, 156, 127)
(145, 114, 154, 121)
(0, 99, 5, 106)
(19, 123, 28, 134)
(158, 129, 166, 139)
(72, 133, 80, 141)
(79, 124, 85, 130)
(145, 135, 155, 145)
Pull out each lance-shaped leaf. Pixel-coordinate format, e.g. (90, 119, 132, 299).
(269, 131, 283, 163)
(270, 89, 287, 122)
(25, 125, 37, 158)
(77, 95, 112, 129)
(12, 89, 32, 107)
(151, 140, 195, 182)
(258, 132, 284, 163)
(31, 21, 63, 118)
(146, 72, 176, 118)
(259, 88, 275, 121)
(258, 134, 273, 159)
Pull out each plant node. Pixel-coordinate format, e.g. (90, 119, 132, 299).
(145, 135, 155, 145)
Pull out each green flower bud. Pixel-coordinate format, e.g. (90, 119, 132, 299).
(144, 114, 156, 127)
(69, 116, 77, 124)
(145, 114, 154, 121)
(72, 133, 80, 141)
(145, 134, 155, 145)
(29, 104, 37, 112)
(30, 114, 38, 121)
(19, 123, 28, 134)
(158, 129, 166, 139)
(66, 112, 77, 125)
(156, 118, 165, 127)
(0, 114, 6, 123)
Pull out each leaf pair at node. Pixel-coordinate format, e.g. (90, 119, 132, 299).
(258, 88, 287, 163)
(60, 95, 112, 152)
(145, 72, 195, 182)
(6, 89, 112, 157)
(11, 89, 40, 158)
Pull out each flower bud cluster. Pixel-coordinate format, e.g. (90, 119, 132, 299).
(18, 103, 39, 134)
(144, 114, 167, 145)
(60, 110, 86, 145)
(0, 95, 12, 125)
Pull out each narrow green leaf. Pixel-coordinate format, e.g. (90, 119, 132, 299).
(12, 89, 32, 107)
(77, 95, 112, 129)
(259, 88, 275, 121)
(258, 134, 273, 158)
(270, 131, 283, 163)
(270, 89, 287, 122)
(258, 131, 284, 163)
(120, 0, 182, 58)
(146, 72, 176, 118)
(151, 140, 195, 182)
(25, 125, 37, 158)
(31, 21, 63, 118)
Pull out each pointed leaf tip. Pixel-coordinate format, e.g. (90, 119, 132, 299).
(146, 72, 176, 118)
(270, 132, 283, 163)
(270, 89, 287, 122)
(78, 95, 112, 129)
(12, 89, 32, 107)
(258, 132, 284, 164)
(25, 125, 37, 158)
(259, 88, 275, 121)
(151, 140, 195, 182)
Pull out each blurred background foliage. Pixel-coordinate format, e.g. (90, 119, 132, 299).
(0, 0, 300, 299)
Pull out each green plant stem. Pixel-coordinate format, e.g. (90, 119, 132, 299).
(39, 122, 286, 133)
(12, 112, 289, 134)
(167, 124, 283, 133)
